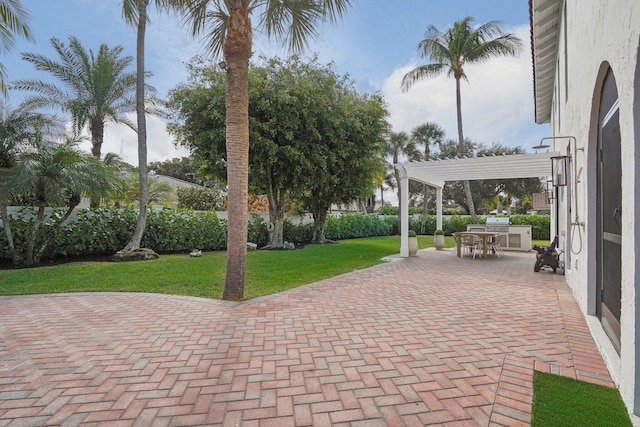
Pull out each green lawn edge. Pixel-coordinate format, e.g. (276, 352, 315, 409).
(532, 371, 631, 427)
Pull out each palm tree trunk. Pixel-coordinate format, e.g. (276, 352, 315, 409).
(421, 183, 429, 234)
(26, 205, 46, 267)
(124, 0, 149, 251)
(34, 199, 80, 265)
(0, 189, 20, 265)
(222, 2, 252, 300)
(89, 120, 104, 208)
(455, 76, 477, 223)
(394, 167, 401, 234)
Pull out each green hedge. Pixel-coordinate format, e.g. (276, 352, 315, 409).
(0, 208, 550, 263)
(379, 214, 550, 240)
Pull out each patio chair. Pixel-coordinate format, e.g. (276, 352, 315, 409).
(490, 235, 504, 258)
(462, 235, 481, 259)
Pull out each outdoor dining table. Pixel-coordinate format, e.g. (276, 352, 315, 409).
(454, 231, 502, 259)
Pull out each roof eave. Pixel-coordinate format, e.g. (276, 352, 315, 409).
(530, 0, 563, 124)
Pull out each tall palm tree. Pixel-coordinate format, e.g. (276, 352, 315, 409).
(410, 122, 444, 232)
(402, 16, 522, 223)
(121, 0, 186, 252)
(0, 99, 60, 264)
(0, 0, 32, 96)
(13, 36, 151, 160)
(384, 131, 419, 229)
(183, 0, 353, 300)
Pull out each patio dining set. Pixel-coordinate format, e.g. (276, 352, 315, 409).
(454, 217, 511, 259)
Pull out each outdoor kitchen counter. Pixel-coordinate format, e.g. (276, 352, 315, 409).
(466, 222, 532, 252)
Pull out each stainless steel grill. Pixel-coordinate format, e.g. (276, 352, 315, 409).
(485, 217, 510, 233)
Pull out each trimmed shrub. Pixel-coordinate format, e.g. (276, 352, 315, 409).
(176, 186, 224, 210)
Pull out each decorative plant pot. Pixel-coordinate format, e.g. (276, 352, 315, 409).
(409, 236, 419, 256)
(434, 233, 445, 251)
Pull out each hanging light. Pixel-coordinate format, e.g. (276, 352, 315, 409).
(551, 156, 569, 187)
(545, 179, 555, 203)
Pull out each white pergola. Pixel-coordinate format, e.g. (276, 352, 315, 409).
(396, 151, 559, 257)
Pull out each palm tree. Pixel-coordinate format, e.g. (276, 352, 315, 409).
(410, 122, 444, 232)
(121, 0, 186, 252)
(0, 99, 60, 264)
(402, 16, 522, 223)
(12, 138, 121, 266)
(0, 0, 32, 96)
(384, 131, 420, 229)
(183, 0, 353, 300)
(13, 36, 151, 160)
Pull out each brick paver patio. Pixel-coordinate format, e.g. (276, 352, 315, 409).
(0, 249, 613, 426)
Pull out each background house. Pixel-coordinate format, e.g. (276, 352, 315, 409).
(531, 0, 640, 422)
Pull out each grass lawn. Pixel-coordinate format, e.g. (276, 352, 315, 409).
(532, 371, 631, 426)
(0, 235, 455, 300)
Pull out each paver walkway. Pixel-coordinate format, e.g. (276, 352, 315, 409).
(0, 249, 613, 426)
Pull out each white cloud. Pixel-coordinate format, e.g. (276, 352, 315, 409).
(79, 114, 190, 167)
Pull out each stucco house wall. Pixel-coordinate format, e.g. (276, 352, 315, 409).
(532, 0, 640, 422)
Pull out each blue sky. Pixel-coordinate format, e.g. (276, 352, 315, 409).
(5, 0, 548, 166)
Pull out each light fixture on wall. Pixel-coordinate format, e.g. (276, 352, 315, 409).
(545, 179, 555, 204)
(551, 155, 569, 187)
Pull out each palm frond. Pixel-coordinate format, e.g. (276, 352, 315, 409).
(401, 63, 444, 92)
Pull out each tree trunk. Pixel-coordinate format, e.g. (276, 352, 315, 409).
(89, 119, 104, 208)
(222, 2, 252, 300)
(421, 183, 429, 234)
(455, 76, 477, 223)
(312, 208, 329, 243)
(264, 176, 286, 248)
(0, 190, 20, 265)
(34, 199, 80, 265)
(25, 205, 46, 267)
(123, 1, 149, 251)
(90, 119, 104, 159)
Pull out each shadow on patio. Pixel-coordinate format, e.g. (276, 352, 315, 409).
(0, 248, 613, 426)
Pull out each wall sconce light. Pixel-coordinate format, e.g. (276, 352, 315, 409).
(218, 61, 227, 70)
(551, 155, 569, 187)
(545, 179, 555, 204)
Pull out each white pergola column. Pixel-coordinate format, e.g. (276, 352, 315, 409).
(436, 186, 443, 230)
(399, 166, 409, 257)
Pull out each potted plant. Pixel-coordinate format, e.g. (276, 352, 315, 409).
(434, 229, 445, 250)
(408, 230, 419, 256)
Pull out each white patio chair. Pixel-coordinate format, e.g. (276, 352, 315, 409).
(490, 235, 504, 258)
(462, 235, 481, 259)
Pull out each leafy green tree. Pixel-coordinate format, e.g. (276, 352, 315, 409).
(295, 90, 388, 243)
(168, 55, 386, 247)
(11, 138, 121, 266)
(0, 0, 32, 96)
(402, 16, 522, 223)
(0, 99, 60, 264)
(182, 0, 353, 300)
(121, 0, 186, 252)
(410, 122, 444, 232)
